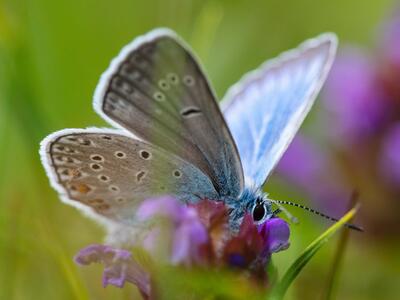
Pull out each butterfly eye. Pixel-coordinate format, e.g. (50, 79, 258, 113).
(252, 202, 266, 222)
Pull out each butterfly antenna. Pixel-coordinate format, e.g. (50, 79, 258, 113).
(272, 200, 363, 232)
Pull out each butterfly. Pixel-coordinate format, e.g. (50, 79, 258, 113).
(40, 28, 337, 232)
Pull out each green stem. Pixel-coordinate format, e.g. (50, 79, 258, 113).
(269, 204, 360, 300)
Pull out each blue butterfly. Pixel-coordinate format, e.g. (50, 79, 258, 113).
(40, 28, 337, 232)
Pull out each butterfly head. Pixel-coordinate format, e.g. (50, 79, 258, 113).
(227, 188, 274, 229)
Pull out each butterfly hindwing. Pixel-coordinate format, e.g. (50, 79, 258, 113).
(94, 29, 244, 198)
(222, 34, 337, 187)
(40, 129, 219, 225)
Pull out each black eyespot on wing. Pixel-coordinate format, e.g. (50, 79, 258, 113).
(173, 170, 182, 178)
(136, 170, 146, 182)
(139, 150, 151, 159)
(180, 106, 202, 118)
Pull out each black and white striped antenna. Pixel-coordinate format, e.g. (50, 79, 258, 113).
(269, 198, 363, 232)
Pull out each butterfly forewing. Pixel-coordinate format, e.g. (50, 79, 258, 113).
(94, 29, 244, 198)
(41, 129, 219, 224)
(222, 34, 337, 187)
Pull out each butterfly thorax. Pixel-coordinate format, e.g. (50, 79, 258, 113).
(224, 187, 273, 231)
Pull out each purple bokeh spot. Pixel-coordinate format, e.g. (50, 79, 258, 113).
(277, 135, 348, 214)
(323, 48, 389, 144)
(380, 123, 400, 186)
(277, 135, 327, 188)
(381, 10, 400, 67)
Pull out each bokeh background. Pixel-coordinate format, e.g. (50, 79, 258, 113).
(1, 0, 399, 299)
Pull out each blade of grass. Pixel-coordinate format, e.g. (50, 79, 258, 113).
(322, 218, 351, 300)
(269, 204, 360, 300)
(322, 192, 359, 300)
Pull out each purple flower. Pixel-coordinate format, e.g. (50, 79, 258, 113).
(277, 135, 327, 188)
(323, 48, 389, 144)
(137, 197, 290, 271)
(223, 215, 290, 282)
(136, 196, 185, 222)
(380, 123, 400, 186)
(75, 198, 291, 293)
(170, 208, 209, 265)
(136, 196, 210, 266)
(258, 218, 290, 253)
(223, 215, 290, 265)
(74, 244, 151, 299)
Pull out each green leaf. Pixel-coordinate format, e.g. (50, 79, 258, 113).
(269, 205, 359, 300)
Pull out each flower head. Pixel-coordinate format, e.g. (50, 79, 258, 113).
(134, 196, 291, 269)
(224, 215, 289, 267)
(75, 197, 290, 297)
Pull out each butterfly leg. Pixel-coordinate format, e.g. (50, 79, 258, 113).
(273, 208, 282, 216)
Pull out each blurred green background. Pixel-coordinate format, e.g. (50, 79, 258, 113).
(1, 0, 399, 299)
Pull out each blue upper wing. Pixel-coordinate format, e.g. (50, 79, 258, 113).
(222, 34, 337, 188)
